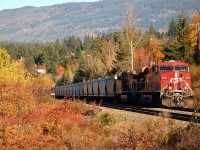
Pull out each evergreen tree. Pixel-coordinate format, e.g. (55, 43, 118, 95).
(82, 34, 94, 50)
(163, 13, 194, 63)
(114, 31, 130, 72)
(58, 44, 69, 67)
(168, 19, 177, 38)
(176, 13, 189, 44)
(55, 37, 61, 51)
(34, 53, 45, 66)
(163, 45, 179, 61)
(25, 56, 35, 72)
(56, 74, 68, 86)
(47, 63, 57, 75)
(64, 36, 82, 52)
(149, 25, 157, 37)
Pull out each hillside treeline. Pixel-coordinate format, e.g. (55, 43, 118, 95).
(0, 0, 199, 42)
(0, 12, 200, 86)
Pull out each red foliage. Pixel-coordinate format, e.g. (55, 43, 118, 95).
(135, 48, 144, 60)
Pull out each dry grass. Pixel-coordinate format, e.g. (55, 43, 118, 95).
(0, 99, 199, 149)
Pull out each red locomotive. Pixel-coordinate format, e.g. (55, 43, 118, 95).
(124, 60, 194, 108)
(54, 60, 194, 109)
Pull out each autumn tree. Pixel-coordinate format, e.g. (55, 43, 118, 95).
(57, 65, 65, 74)
(0, 48, 36, 115)
(32, 74, 54, 102)
(134, 48, 150, 71)
(144, 38, 164, 64)
(123, 6, 140, 71)
(100, 40, 117, 74)
(188, 12, 200, 64)
(0, 47, 10, 69)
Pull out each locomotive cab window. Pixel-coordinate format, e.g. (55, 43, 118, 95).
(160, 65, 174, 71)
(175, 66, 188, 71)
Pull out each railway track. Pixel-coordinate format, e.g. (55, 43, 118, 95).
(97, 101, 200, 123)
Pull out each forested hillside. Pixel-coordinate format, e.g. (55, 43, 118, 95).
(0, 0, 199, 42)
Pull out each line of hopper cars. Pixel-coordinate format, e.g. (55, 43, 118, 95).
(53, 60, 194, 109)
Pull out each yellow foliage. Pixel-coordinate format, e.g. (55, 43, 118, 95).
(0, 47, 10, 69)
(188, 12, 200, 48)
(31, 74, 55, 102)
(65, 64, 74, 83)
(32, 74, 54, 90)
(0, 48, 35, 116)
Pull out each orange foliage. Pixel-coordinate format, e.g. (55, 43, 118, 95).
(134, 48, 150, 71)
(57, 66, 65, 74)
(145, 38, 164, 64)
(134, 38, 164, 71)
(0, 100, 103, 149)
(135, 48, 144, 59)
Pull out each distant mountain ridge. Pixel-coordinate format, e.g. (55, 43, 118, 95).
(0, 0, 199, 42)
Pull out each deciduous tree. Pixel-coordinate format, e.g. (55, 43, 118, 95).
(144, 38, 164, 64)
(123, 7, 140, 71)
(188, 12, 200, 63)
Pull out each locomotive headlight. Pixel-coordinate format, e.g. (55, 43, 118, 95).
(169, 86, 172, 90)
(175, 71, 178, 78)
(161, 77, 168, 80)
(114, 75, 118, 79)
(186, 83, 189, 87)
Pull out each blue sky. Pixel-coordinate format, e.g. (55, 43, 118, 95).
(1, 0, 98, 11)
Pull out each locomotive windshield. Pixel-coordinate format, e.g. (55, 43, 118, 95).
(160, 65, 174, 71)
(175, 66, 188, 71)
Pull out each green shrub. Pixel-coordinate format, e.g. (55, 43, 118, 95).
(99, 113, 116, 126)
